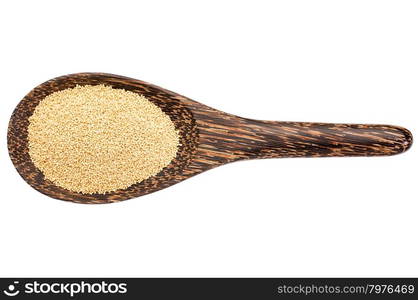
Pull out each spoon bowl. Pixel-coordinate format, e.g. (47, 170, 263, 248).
(8, 73, 413, 203)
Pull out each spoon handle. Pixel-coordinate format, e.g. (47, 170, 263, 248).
(199, 117, 413, 160)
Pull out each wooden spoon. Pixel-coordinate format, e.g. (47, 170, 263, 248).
(8, 73, 413, 204)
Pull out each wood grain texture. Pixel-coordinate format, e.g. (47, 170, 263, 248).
(8, 73, 413, 204)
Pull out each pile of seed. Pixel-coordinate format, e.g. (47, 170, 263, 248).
(28, 85, 179, 194)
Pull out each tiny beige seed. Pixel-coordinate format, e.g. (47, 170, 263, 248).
(28, 85, 179, 194)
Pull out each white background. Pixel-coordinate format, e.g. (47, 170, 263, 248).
(0, 0, 417, 277)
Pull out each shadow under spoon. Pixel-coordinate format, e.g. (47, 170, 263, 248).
(7, 73, 413, 203)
